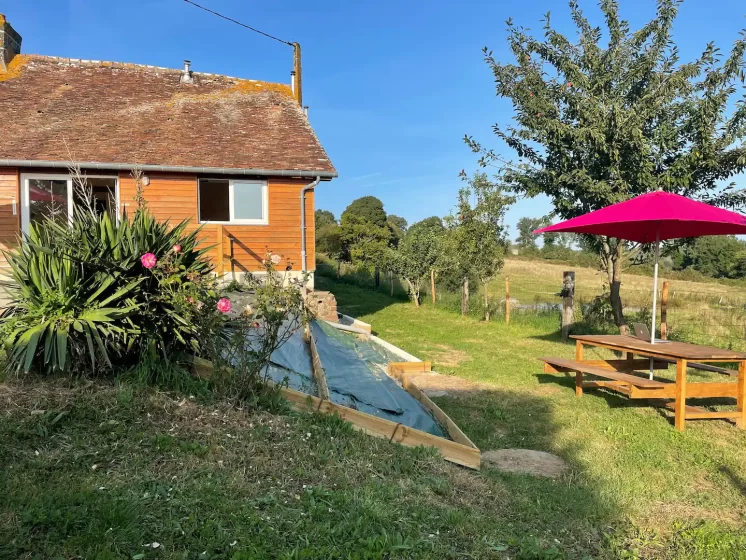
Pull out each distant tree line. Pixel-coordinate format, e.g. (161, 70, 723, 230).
(315, 172, 513, 320)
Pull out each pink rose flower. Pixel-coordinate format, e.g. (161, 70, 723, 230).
(172, 244, 182, 253)
(216, 298, 232, 314)
(140, 253, 157, 269)
(270, 253, 282, 265)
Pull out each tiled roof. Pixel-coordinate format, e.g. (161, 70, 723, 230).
(0, 55, 336, 175)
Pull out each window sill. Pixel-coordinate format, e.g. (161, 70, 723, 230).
(199, 220, 269, 226)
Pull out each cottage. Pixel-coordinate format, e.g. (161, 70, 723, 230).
(0, 14, 336, 286)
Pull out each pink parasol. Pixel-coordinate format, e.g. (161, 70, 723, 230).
(535, 191, 746, 370)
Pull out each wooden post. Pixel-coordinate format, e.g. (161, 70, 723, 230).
(738, 360, 746, 429)
(660, 281, 670, 340)
(675, 359, 687, 432)
(575, 340, 584, 397)
(390, 271, 394, 297)
(431, 269, 436, 305)
(561, 271, 575, 340)
(505, 276, 510, 324)
(461, 277, 469, 316)
(216, 224, 224, 277)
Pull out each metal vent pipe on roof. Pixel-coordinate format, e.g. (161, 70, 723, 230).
(181, 60, 194, 84)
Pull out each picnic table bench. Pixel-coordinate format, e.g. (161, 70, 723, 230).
(539, 334, 746, 431)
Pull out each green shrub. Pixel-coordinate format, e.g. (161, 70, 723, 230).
(1, 206, 224, 375)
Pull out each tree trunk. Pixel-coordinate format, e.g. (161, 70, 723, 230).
(602, 238, 629, 334)
(483, 281, 490, 321)
(406, 279, 420, 307)
(336, 260, 341, 278)
(461, 276, 469, 316)
(390, 271, 394, 297)
(374, 267, 380, 289)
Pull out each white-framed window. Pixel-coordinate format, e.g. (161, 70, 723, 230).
(20, 173, 119, 234)
(198, 178, 269, 225)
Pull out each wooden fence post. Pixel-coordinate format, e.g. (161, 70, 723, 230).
(561, 270, 575, 340)
(505, 276, 510, 324)
(660, 280, 670, 340)
(431, 269, 436, 305)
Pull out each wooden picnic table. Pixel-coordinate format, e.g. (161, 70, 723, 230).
(544, 334, 746, 431)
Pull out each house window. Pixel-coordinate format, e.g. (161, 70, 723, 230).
(198, 179, 268, 225)
(21, 174, 119, 234)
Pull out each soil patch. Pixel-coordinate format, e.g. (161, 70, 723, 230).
(481, 449, 569, 478)
(422, 344, 469, 368)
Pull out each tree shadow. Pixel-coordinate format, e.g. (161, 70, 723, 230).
(429, 386, 624, 554)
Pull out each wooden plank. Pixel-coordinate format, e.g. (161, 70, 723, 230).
(570, 334, 746, 361)
(738, 361, 746, 429)
(539, 357, 668, 387)
(387, 361, 432, 374)
(281, 386, 481, 469)
(575, 341, 584, 397)
(583, 380, 632, 395)
(307, 325, 331, 400)
(543, 359, 669, 373)
(656, 401, 741, 420)
(386, 369, 478, 450)
(191, 356, 480, 469)
(675, 359, 687, 432)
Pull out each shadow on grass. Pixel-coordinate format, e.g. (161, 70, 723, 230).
(430, 385, 624, 555)
(315, 274, 407, 318)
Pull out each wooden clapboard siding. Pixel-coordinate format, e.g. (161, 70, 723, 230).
(0, 168, 20, 277)
(117, 172, 315, 272)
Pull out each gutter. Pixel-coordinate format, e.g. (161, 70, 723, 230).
(300, 176, 321, 273)
(0, 159, 337, 180)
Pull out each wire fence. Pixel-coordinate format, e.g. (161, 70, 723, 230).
(316, 256, 746, 351)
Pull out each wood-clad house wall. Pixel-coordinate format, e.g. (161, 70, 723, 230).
(118, 172, 315, 273)
(0, 167, 315, 277)
(0, 167, 20, 278)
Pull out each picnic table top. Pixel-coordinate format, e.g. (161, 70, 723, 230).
(570, 334, 746, 361)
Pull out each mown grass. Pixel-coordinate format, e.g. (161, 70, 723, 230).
(2, 277, 746, 559)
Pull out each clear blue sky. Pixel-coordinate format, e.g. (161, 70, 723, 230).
(5, 0, 746, 238)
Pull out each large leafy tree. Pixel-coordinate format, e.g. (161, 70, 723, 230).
(444, 172, 514, 320)
(466, 0, 746, 332)
(676, 236, 746, 278)
(340, 196, 392, 285)
(314, 209, 336, 229)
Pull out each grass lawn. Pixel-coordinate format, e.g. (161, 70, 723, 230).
(2, 278, 746, 559)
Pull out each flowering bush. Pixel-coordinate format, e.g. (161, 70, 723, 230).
(208, 249, 311, 407)
(1, 205, 225, 375)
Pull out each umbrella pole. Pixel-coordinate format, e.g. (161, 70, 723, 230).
(649, 236, 660, 379)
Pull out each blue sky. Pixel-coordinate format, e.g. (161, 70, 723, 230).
(6, 0, 746, 238)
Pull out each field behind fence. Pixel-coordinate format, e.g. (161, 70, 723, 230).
(316, 255, 746, 351)
(487, 260, 746, 351)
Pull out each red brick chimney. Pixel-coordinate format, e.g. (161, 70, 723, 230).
(0, 14, 22, 72)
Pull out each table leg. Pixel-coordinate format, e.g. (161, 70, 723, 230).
(737, 361, 746, 430)
(675, 359, 687, 432)
(575, 341, 584, 397)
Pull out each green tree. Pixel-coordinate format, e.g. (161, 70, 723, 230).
(515, 216, 544, 251)
(315, 209, 336, 229)
(678, 236, 746, 278)
(466, 0, 746, 332)
(444, 172, 514, 320)
(392, 218, 444, 306)
(340, 196, 392, 286)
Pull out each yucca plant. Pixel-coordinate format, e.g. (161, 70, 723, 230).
(1, 204, 221, 375)
(2, 219, 142, 373)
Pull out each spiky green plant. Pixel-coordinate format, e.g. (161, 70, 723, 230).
(1, 207, 220, 375)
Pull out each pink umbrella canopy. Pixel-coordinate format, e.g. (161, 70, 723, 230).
(534, 191, 746, 243)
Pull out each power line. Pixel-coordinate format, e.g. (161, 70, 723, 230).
(183, 0, 293, 47)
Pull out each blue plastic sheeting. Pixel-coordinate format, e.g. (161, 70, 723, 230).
(262, 322, 317, 395)
(310, 320, 447, 438)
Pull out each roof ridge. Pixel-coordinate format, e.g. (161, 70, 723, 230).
(23, 54, 285, 86)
